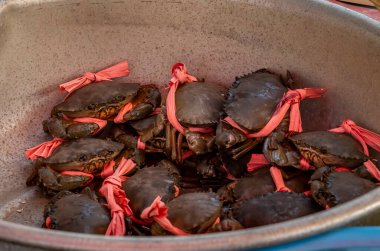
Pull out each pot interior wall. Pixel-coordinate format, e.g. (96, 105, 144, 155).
(0, 0, 379, 244)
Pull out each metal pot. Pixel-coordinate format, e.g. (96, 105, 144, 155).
(0, 0, 379, 250)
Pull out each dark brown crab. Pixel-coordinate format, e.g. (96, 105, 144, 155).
(310, 166, 377, 208)
(289, 131, 368, 169)
(151, 192, 222, 235)
(263, 114, 303, 168)
(164, 82, 225, 162)
(44, 188, 110, 234)
(44, 81, 161, 139)
(28, 138, 124, 192)
(233, 192, 321, 228)
(216, 69, 288, 159)
(122, 160, 181, 221)
(217, 166, 310, 204)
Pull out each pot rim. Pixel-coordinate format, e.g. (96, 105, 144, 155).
(1, 0, 380, 250)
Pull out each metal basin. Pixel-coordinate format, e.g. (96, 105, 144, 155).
(0, 0, 379, 250)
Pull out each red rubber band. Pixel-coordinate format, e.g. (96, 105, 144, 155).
(114, 102, 133, 124)
(137, 137, 146, 150)
(224, 88, 327, 138)
(25, 138, 64, 160)
(140, 196, 189, 236)
(330, 119, 380, 181)
(60, 171, 94, 187)
(101, 160, 116, 179)
(247, 154, 269, 172)
(59, 61, 129, 94)
(99, 158, 136, 236)
(270, 166, 291, 192)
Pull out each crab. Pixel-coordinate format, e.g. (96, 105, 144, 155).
(208, 206, 243, 232)
(43, 80, 161, 139)
(310, 166, 376, 208)
(164, 82, 225, 162)
(151, 192, 222, 235)
(27, 138, 124, 192)
(178, 153, 227, 194)
(216, 69, 288, 159)
(233, 192, 321, 228)
(289, 131, 368, 169)
(263, 114, 302, 168)
(217, 166, 310, 204)
(122, 160, 181, 221)
(44, 188, 111, 234)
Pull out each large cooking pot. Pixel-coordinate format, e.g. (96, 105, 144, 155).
(0, 0, 380, 250)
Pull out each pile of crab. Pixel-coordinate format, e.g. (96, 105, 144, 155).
(25, 61, 380, 236)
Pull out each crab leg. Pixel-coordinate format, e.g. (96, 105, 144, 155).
(177, 133, 184, 163)
(171, 127, 178, 162)
(231, 138, 263, 160)
(165, 124, 172, 156)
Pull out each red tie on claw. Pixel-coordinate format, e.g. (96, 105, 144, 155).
(59, 61, 130, 94)
(330, 119, 380, 181)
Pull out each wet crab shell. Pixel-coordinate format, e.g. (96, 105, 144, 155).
(129, 115, 157, 133)
(175, 82, 225, 127)
(123, 160, 181, 217)
(232, 167, 310, 202)
(151, 192, 222, 235)
(43, 138, 124, 173)
(233, 192, 321, 228)
(289, 131, 368, 169)
(310, 167, 377, 208)
(225, 69, 286, 131)
(217, 166, 310, 204)
(44, 191, 110, 234)
(53, 80, 140, 118)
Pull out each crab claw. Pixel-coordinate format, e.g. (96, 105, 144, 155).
(215, 122, 247, 149)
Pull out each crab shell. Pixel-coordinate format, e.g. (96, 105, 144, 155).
(310, 167, 376, 208)
(123, 160, 180, 218)
(233, 192, 321, 228)
(53, 80, 140, 119)
(43, 138, 124, 173)
(129, 115, 157, 133)
(225, 69, 286, 131)
(151, 192, 222, 235)
(289, 131, 368, 169)
(235, 167, 310, 201)
(44, 190, 110, 234)
(218, 166, 310, 204)
(175, 82, 225, 127)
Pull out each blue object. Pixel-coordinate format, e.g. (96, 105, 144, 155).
(256, 227, 380, 251)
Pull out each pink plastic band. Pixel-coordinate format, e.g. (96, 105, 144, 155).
(45, 216, 52, 229)
(25, 138, 64, 160)
(224, 88, 327, 138)
(99, 158, 136, 236)
(140, 196, 189, 236)
(247, 154, 269, 172)
(137, 137, 146, 150)
(182, 150, 194, 160)
(114, 102, 133, 124)
(166, 63, 199, 135)
(101, 160, 116, 179)
(59, 61, 130, 94)
(270, 166, 291, 192)
(72, 117, 107, 134)
(330, 119, 380, 181)
(303, 191, 312, 197)
(335, 167, 351, 172)
(60, 171, 94, 187)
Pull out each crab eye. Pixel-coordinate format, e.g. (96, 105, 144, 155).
(79, 155, 87, 162)
(113, 95, 125, 102)
(87, 104, 96, 110)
